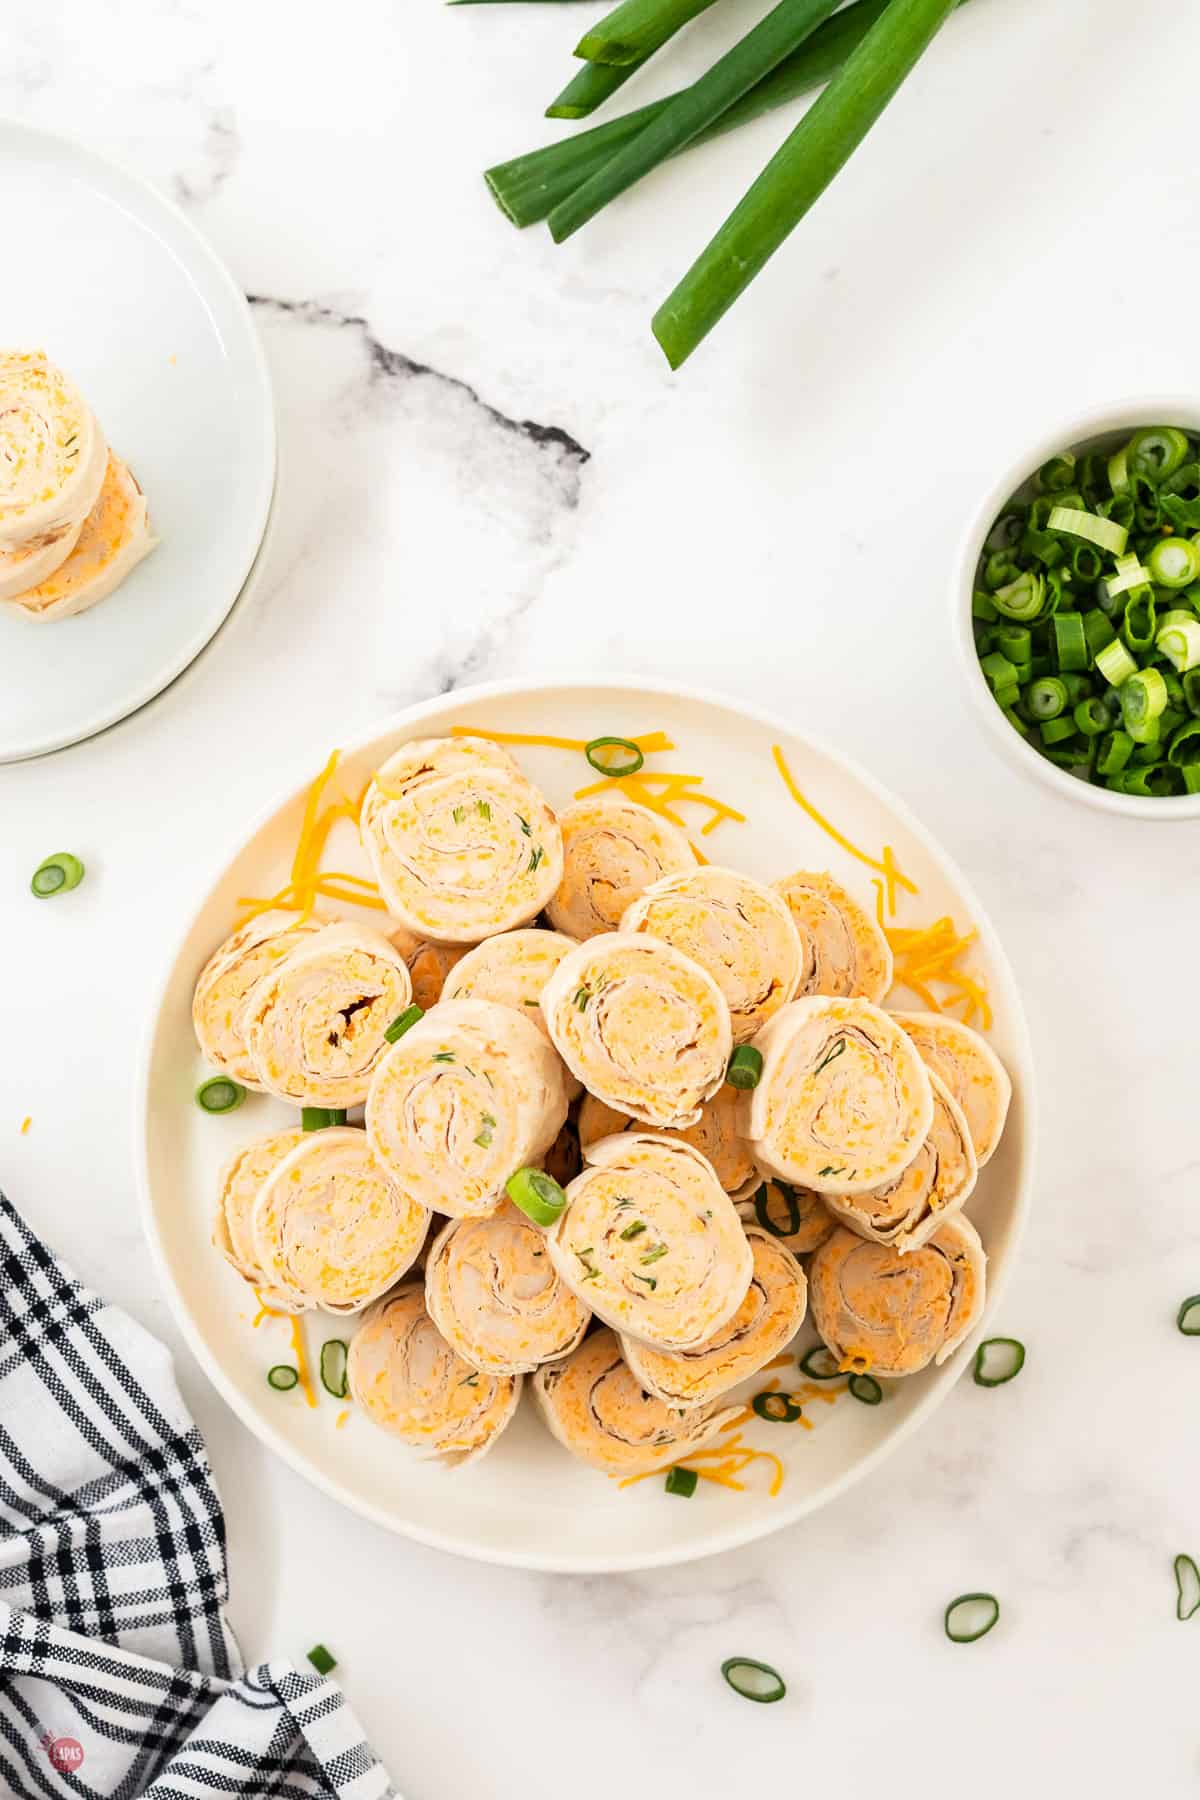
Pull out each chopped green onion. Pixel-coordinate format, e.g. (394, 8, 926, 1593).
(1176, 1555, 1200, 1622)
(267, 1365, 299, 1391)
(720, 1657, 787, 1704)
(1108, 447, 1130, 494)
(1168, 719, 1200, 767)
(973, 1337, 1025, 1386)
(619, 1218, 647, 1240)
(1096, 639, 1137, 687)
(307, 1643, 338, 1675)
(31, 853, 85, 898)
(991, 570, 1045, 622)
(1073, 698, 1107, 736)
(752, 1390, 805, 1422)
(993, 625, 1031, 665)
(1039, 715, 1077, 747)
(665, 1466, 698, 1497)
(726, 1045, 764, 1090)
(1104, 552, 1151, 601)
(1176, 1295, 1200, 1335)
(1157, 612, 1200, 673)
(1082, 608, 1116, 658)
(980, 651, 1020, 692)
(577, 0, 719, 65)
(585, 736, 644, 777)
(384, 1004, 424, 1043)
(547, 57, 642, 121)
(302, 1107, 347, 1131)
(1096, 729, 1134, 776)
(1051, 613, 1088, 672)
(944, 1593, 999, 1643)
(1127, 426, 1190, 484)
(753, 1181, 802, 1238)
(1122, 592, 1158, 656)
(506, 1166, 567, 1226)
(196, 1077, 247, 1115)
(848, 1371, 882, 1405)
(319, 1339, 349, 1399)
(1121, 668, 1167, 731)
(798, 1344, 841, 1379)
(1147, 536, 1200, 589)
(1038, 452, 1075, 492)
(1025, 677, 1067, 721)
(1047, 506, 1128, 556)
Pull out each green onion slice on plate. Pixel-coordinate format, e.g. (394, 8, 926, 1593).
(798, 1345, 841, 1380)
(506, 1166, 567, 1227)
(1176, 1295, 1200, 1335)
(195, 1077, 246, 1115)
(307, 1643, 338, 1675)
(584, 736, 644, 777)
(267, 1365, 299, 1392)
(848, 1372, 882, 1405)
(751, 1391, 804, 1423)
(973, 1337, 1026, 1387)
(720, 1657, 786, 1704)
(1175, 1554, 1200, 1621)
(944, 1593, 999, 1643)
(384, 1004, 424, 1043)
(319, 1339, 349, 1399)
(302, 1107, 348, 1131)
(725, 1046, 763, 1091)
(31, 852, 85, 898)
(665, 1466, 698, 1498)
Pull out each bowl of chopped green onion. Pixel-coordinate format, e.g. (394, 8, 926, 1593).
(955, 401, 1200, 815)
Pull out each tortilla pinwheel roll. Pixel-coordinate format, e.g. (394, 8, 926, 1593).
(546, 795, 694, 941)
(621, 866, 805, 1044)
(0, 351, 107, 554)
(424, 1202, 590, 1376)
(742, 998, 933, 1198)
(542, 933, 731, 1130)
(252, 1128, 429, 1314)
(359, 735, 563, 943)
(0, 517, 83, 604)
(386, 925, 469, 1012)
(532, 1328, 740, 1478)
(348, 1284, 521, 1467)
(774, 870, 892, 1003)
(621, 1227, 808, 1411)
(822, 1070, 977, 1254)
(366, 998, 568, 1219)
(6, 455, 156, 621)
(193, 909, 325, 1087)
(578, 1086, 757, 1198)
(241, 920, 412, 1108)
(441, 928, 579, 1042)
(736, 1178, 836, 1257)
(547, 1134, 752, 1351)
(889, 1012, 1012, 1167)
(212, 1126, 307, 1307)
(808, 1214, 987, 1375)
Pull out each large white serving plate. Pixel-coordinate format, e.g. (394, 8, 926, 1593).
(137, 678, 1034, 1573)
(0, 121, 275, 762)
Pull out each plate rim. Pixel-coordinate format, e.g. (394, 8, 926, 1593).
(0, 116, 277, 763)
(134, 673, 1037, 1573)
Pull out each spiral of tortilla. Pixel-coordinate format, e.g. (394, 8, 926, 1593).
(424, 1202, 590, 1376)
(0, 351, 107, 553)
(348, 1284, 521, 1466)
(889, 1012, 1012, 1167)
(441, 927, 579, 1042)
(192, 909, 325, 1087)
(621, 865, 805, 1044)
(366, 997, 568, 1219)
(808, 1214, 986, 1376)
(621, 1227, 808, 1411)
(823, 1070, 977, 1253)
(736, 1178, 836, 1257)
(774, 870, 892, 1003)
(6, 454, 156, 621)
(212, 1126, 307, 1307)
(359, 735, 563, 943)
(0, 517, 83, 604)
(532, 1328, 740, 1478)
(742, 997, 933, 1197)
(386, 925, 469, 1012)
(240, 921, 412, 1107)
(542, 932, 731, 1130)
(577, 1085, 757, 1198)
(252, 1128, 430, 1314)
(547, 1134, 752, 1352)
(546, 795, 694, 941)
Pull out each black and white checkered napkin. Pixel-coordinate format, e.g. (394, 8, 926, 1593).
(0, 1192, 396, 1799)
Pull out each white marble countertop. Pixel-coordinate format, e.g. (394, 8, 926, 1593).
(4, 0, 1200, 1791)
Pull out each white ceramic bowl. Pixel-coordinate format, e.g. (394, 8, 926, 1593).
(136, 676, 1035, 1572)
(953, 397, 1200, 820)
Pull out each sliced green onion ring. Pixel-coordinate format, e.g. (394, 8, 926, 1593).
(1026, 677, 1067, 721)
(1147, 536, 1200, 590)
(1047, 505, 1128, 556)
(798, 1344, 842, 1381)
(1157, 612, 1200, 674)
(726, 1045, 763, 1091)
(1176, 1295, 1200, 1335)
(848, 1372, 882, 1405)
(721, 1657, 786, 1704)
(665, 1466, 698, 1497)
(1127, 426, 1190, 484)
(973, 1337, 1026, 1386)
(1175, 1554, 1200, 1622)
(1096, 639, 1137, 688)
(506, 1165, 567, 1227)
(196, 1076, 247, 1115)
(31, 852, 85, 898)
(319, 1338, 349, 1399)
(384, 1003, 424, 1043)
(944, 1593, 1000, 1643)
(267, 1364, 299, 1391)
(302, 1107, 348, 1131)
(1121, 668, 1168, 731)
(307, 1643, 338, 1675)
(752, 1390, 804, 1423)
(585, 735, 644, 777)
(753, 1181, 801, 1239)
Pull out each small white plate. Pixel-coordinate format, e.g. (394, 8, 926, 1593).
(137, 678, 1035, 1573)
(0, 121, 275, 762)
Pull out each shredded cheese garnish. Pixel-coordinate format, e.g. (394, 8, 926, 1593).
(572, 770, 746, 838)
(450, 726, 676, 754)
(772, 744, 917, 918)
(237, 750, 385, 925)
(873, 890, 993, 1031)
(252, 1296, 318, 1409)
(19, 1117, 31, 1136)
(335, 1409, 350, 1430)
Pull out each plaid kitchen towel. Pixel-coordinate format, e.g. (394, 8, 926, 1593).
(0, 1193, 396, 1799)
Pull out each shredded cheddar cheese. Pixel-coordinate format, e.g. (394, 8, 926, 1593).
(19, 1117, 31, 1136)
(237, 751, 386, 925)
(873, 892, 994, 1031)
(772, 744, 917, 918)
(335, 1409, 350, 1430)
(253, 1296, 318, 1409)
(572, 770, 746, 839)
(451, 726, 676, 755)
